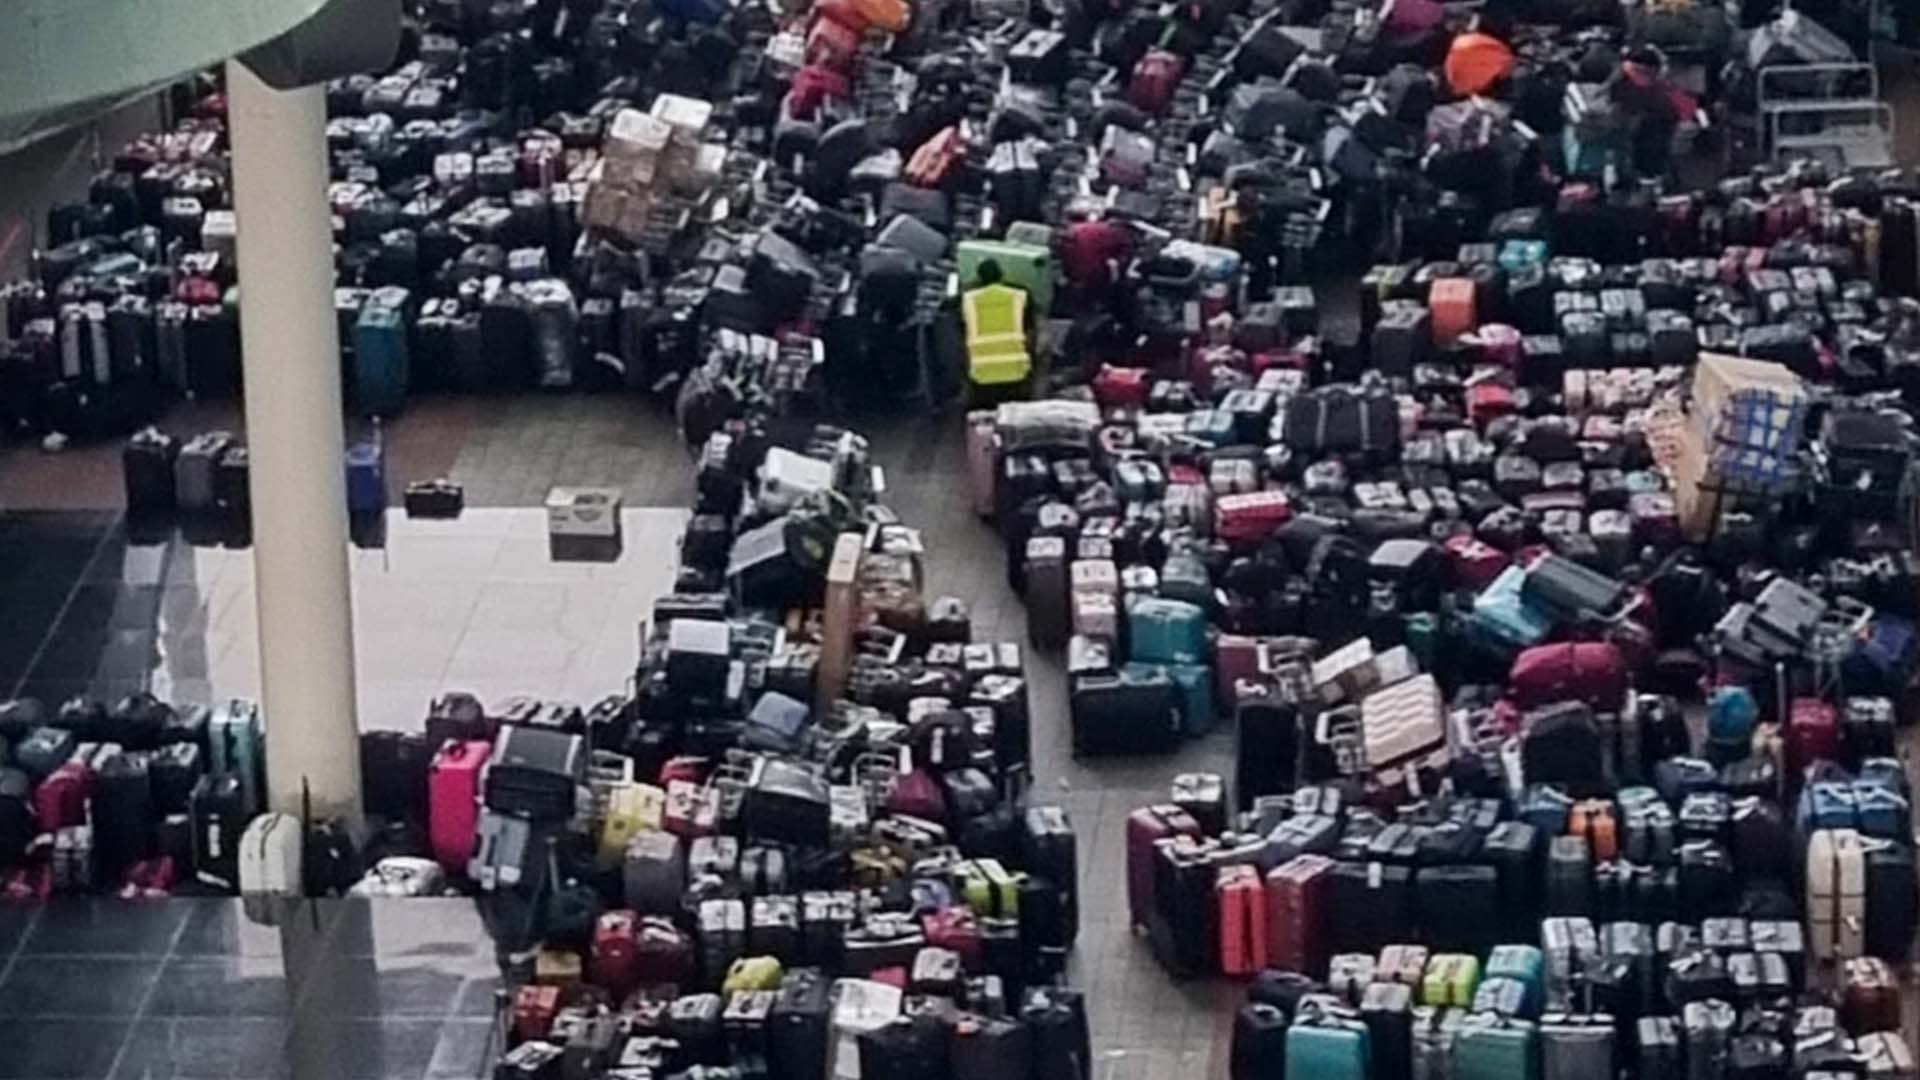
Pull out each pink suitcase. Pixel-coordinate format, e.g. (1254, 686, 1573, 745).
(966, 410, 997, 518)
(429, 739, 491, 873)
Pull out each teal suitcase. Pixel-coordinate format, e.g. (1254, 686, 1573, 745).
(1498, 240, 1548, 274)
(1485, 945, 1547, 1017)
(1286, 1010, 1371, 1080)
(1127, 597, 1208, 664)
(353, 300, 412, 415)
(1456, 1015, 1538, 1080)
(210, 698, 265, 816)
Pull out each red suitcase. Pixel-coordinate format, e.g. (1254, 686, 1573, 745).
(1128, 50, 1185, 115)
(1478, 323, 1523, 368)
(1059, 220, 1135, 287)
(513, 984, 562, 1043)
(1430, 277, 1478, 345)
(905, 126, 964, 188)
(1215, 634, 1265, 708)
(1094, 364, 1151, 408)
(1467, 383, 1515, 426)
(1508, 642, 1628, 710)
(1841, 956, 1902, 1035)
(1215, 491, 1292, 546)
(789, 64, 852, 115)
(35, 759, 94, 832)
(1128, 804, 1203, 930)
(592, 909, 644, 997)
(429, 738, 491, 874)
(635, 914, 697, 984)
(805, 16, 860, 70)
(1218, 864, 1269, 976)
(1444, 534, 1511, 591)
(1787, 698, 1840, 780)
(1265, 853, 1333, 976)
(923, 905, 983, 969)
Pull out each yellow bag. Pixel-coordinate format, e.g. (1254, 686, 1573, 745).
(723, 955, 784, 993)
(598, 782, 666, 871)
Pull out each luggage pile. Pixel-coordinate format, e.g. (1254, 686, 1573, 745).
(0, 0, 762, 436)
(121, 424, 393, 525)
(484, 406, 1093, 1079)
(1227, 932, 1920, 1080)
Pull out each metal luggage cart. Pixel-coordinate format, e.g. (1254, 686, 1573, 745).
(1757, 61, 1896, 168)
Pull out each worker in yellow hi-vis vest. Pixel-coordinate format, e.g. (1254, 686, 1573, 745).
(961, 259, 1032, 401)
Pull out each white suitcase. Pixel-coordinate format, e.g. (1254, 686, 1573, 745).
(1070, 558, 1119, 597)
(238, 812, 303, 896)
(1806, 827, 1867, 961)
(758, 447, 835, 514)
(1361, 673, 1445, 770)
(828, 978, 903, 1080)
(1072, 590, 1119, 640)
(352, 856, 446, 897)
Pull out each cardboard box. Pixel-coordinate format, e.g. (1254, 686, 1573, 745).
(547, 486, 623, 560)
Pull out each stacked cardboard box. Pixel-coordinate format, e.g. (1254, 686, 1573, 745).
(1672, 352, 1808, 539)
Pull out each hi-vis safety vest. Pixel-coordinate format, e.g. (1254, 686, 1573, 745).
(962, 283, 1031, 385)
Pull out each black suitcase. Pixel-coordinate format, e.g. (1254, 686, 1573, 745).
(1361, 982, 1413, 1080)
(1414, 864, 1500, 954)
(189, 773, 247, 892)
(185, 303, 242, 399)
(1234, 689, 1300, 812)
(1328, 860, 1413, 954)
(107, 691, 172, 751)
(1070, 669, 1181, 756)
(949, 1013, 1032, 1080)
(0, 769, 31, 868)
(1023, 986, 1090, 1080)
(1865, 842, 1918, 961)
(360, 730, 432, 825)
(1021, 806, 1077, 944)
(858, 1015, 949, 1080)
(93, 750, 153, 880)
(122, 427, 178, 515)
(768, 969, 833, 1080)
(150, 741, 203, 815)
(1231, 1002, 1290, 1080)
(484, 725, 585, 822)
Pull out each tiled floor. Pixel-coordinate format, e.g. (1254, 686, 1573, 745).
(0, 898, 502, 1080)
(0, 394, 1244, 1079)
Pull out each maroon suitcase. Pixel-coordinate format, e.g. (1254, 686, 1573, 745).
(1128, 804, 1203, 930)
(592, 909, 644, 998)
(1265, 853, 1333, 976)
(1508, 642, 1629, 710)
(1128, 50, 1185, 114)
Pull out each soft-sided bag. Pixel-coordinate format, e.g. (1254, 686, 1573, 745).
(1509, 643, 1628, 710)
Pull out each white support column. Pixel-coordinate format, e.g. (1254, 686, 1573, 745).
(224, 60, 364, 823)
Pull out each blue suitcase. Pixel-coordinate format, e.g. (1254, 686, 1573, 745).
(1469, 567, 1553, 649)
(1796, 781, 1859, 834)
(1128, 598, 1208, 664)
(1484, 945, 1547, 1017)
(353, 301, 412, 415)
(345, 438, 386, 517)
(1519, 785, 1574, 837)
(1853, 783, 1908, 840)
(1287, 1009, 1371, 1080)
